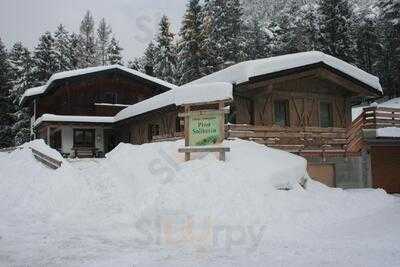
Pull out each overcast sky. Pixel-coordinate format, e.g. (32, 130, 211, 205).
(0, 0, 187, 61)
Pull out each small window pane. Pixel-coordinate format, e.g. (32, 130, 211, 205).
(320, 102, 333, 127)
(274, 100, 289, 127)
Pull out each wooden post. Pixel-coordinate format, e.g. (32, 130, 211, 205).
(184, 105, 190, 161)
(46, 126, 51, 145)
(219, 101, 225, 142)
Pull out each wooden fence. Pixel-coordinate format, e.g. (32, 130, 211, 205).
(362, 106, 400, 129)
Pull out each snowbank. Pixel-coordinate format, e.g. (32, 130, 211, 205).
(189, 51, 382, 93)
(0, 139, 398, 266)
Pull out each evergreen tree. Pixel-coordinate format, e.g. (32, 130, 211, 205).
(0, 38, 15, 148)
(376, 0, 400, 97)
(202, 0, 246, 73)
(143, 41, 157, 71)
(107, 37, 123, 65)
(33, 31, 57, 84)
(68, 33, 81, 69)
(244, 16, 272, 60)
(54, 24, 72, 71)
(128, 57, 145, 72)
(177, 0, 206, 85)
(154, 15, 177, 84)
(79, 11, 98, 67)
(318, 0, 356, 62)
(354, 7, 380, 74)
(8, 42, 35, 145)
(97, 18, 112, 65)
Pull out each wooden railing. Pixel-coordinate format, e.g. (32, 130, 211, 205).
(152, 107, 400, 156)
(362, 106, 400, 129)
(226, 124, 347, 155)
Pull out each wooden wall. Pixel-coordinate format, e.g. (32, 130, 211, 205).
(37, 73, 160, 117)
(114, 108, 181, 145)
(234, 77, 350, 128)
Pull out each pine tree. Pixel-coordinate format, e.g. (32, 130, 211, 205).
(376, 0, 400, 97)
(154, 15, 177, 84)
(318, 0, 356, 62)
(68, 33, 81, 69)
(8, 42, 35, 145)
(79, 11, 98, 67)
(177, 0, 206, 85)
(107, 37, 123, 65)
(33, 31, 58, 84)
(354, 7, 380, 74)
(244, 16, 272, 60)
(202, 0, 246, 73)
(54, 24, 72, 71)
(97, 18, 112, 65)
(143, 41, 157, 71)
(0, 38, 15, 148)
(128, 57, 145, 72)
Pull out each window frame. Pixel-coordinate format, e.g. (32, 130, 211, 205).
(319, 101, 333, 128)
(73, 129, 96, 148)
(273, 99, 290, 127)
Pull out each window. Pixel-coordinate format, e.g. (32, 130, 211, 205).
(73, 129, 95, 147)
(274, 100, 289, 127)
(320, 102, 333, 127)
(104, 92, 117, 104)
(148, 124, 160, 141)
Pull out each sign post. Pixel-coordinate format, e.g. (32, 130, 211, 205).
(179, 101, 230, 161)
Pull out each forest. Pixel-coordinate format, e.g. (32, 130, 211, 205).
(0, 0, 399, 148)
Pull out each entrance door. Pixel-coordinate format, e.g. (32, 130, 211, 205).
(104, 129, 116, 153)
(307, 163, 336, 187)
(370, 146, 400, 194)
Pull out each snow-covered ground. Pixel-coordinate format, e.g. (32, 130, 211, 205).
(0, 140, 399, 266)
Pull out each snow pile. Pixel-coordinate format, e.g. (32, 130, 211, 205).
(189, 51, 382, 93)
(0, 139, 398, 266)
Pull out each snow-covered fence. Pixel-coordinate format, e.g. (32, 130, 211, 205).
(30, 148, 62, 169)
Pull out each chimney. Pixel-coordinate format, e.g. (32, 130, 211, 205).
(145, 65, 154, 76)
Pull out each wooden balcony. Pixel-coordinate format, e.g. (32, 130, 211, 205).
(151, 106, 400, 158)
(362, 106, 400, 129)
(226, 124, 349, 157)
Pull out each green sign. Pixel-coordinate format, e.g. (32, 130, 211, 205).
(188, 112, 222, 146)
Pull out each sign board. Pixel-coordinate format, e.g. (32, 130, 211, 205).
(178, 102, 230, 161)
(188, 112, 222, 146)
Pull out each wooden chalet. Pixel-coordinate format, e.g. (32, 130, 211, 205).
(22, 52, 400, 193)
(21, 65, 176, 157)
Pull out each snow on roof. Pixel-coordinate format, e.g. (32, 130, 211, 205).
(189, 51, 382, 93)
(34, 114, 115, 127)
(115, 82, 233, 122)
(21, 65, 177, 105)
(34, 82, 232, 125)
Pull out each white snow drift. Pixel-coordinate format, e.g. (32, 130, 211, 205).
(0, 139, 399, 266)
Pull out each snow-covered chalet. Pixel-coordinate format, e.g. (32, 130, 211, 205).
(21, 51, 400, 193)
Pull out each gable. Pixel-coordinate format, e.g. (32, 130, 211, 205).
(20, 65, 176, 107)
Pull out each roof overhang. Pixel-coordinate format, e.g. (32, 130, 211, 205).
(237, 62, 382, 97)
(20, 65, 177, 107)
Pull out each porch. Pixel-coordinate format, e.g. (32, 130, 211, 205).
(35, 122, 116, 158)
